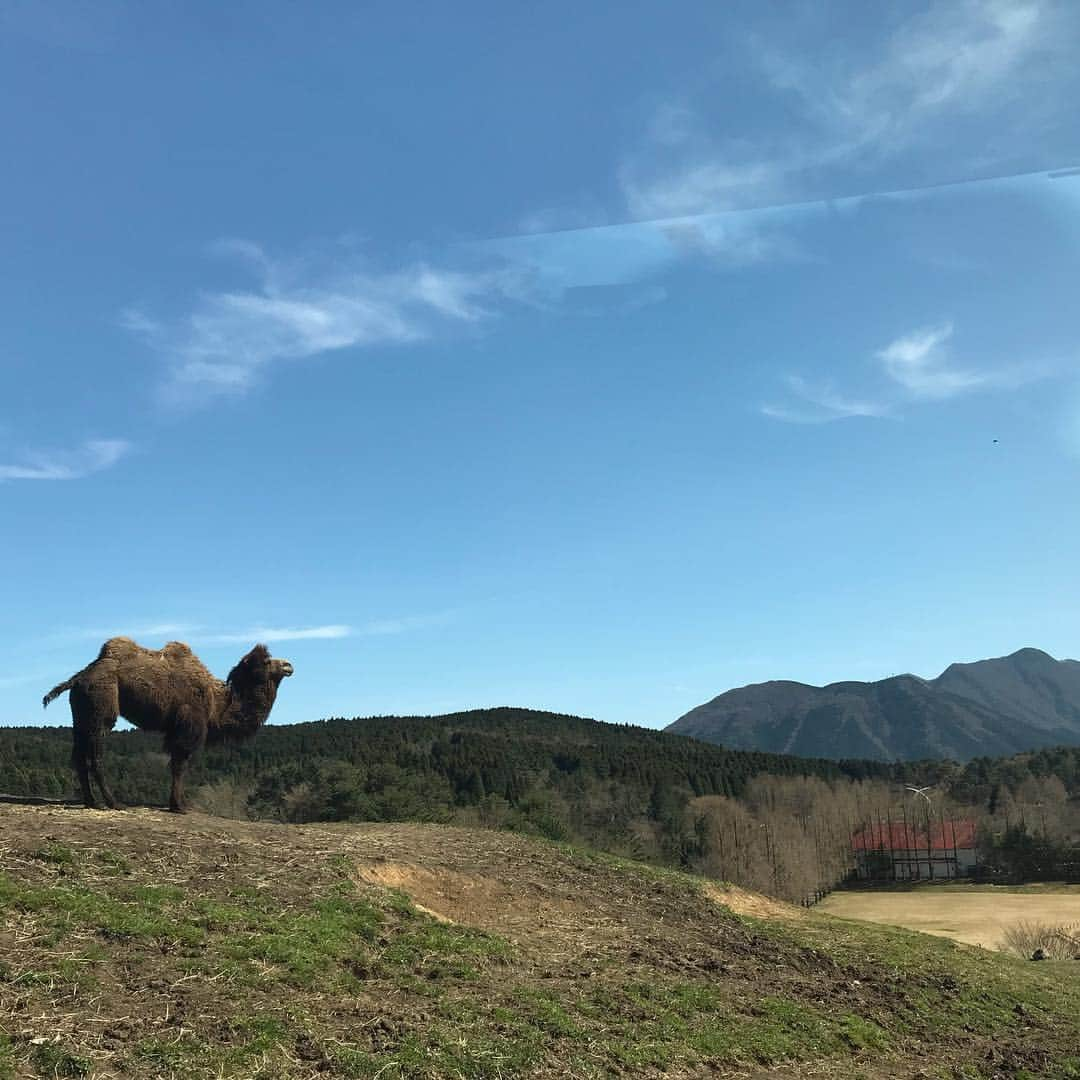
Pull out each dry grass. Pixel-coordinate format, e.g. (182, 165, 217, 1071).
(701, 883, 805, 922)
(818, 886, 1080, 950)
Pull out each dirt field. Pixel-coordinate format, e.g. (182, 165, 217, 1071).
(818, 886, 1080, 949)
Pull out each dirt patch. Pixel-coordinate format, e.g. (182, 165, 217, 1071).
(819, 887, 1080, 949)
(352, 846, 672, 959)
(703, 882, 804, 921)
(356, 861, 501, 923)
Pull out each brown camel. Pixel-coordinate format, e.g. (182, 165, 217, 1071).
(42, 636, 293, 813)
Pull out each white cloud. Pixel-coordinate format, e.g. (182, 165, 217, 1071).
(622, 0, 1062, 220)
(765, 320, 1049, 423)
(490, 4, 1069, 296)
(0, 438, 130, 482)
(875, 323, 988, 399)
(126, 245, 521, 402)
(205, 625, 353, 645)
(64, 615, 450, 648)
(762, 376, 891, 424)
(623, 159, 789, 223)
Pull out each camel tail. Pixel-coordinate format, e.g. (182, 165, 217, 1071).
(42, 677, 75, 709)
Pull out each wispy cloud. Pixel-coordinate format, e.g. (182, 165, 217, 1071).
(761, 377, 891, 425)
(622, 0, 1063, 220)
(481, 200, 802, 297)
(764, 320, 1049, 423)
(486, 3, 1072, 295)
(205, 625, 353, 645)
(205, 614, 452, 645)
(125, 244, 523, 402)
(65, 614, 450, 648)
(0, 438, 130, 482)
(875, 323, 988, 399)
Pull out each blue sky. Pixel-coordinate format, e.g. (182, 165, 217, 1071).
(3, 0, 1080, 729)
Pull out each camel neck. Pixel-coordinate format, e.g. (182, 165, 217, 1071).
(213, 679, 277, 741)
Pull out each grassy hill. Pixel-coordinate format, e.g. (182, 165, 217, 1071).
(2, 806, 1080, 1078)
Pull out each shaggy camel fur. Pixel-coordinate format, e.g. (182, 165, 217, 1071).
(43, 637, 293, 812)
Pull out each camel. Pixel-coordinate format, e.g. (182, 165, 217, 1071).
(43, 637, 293, 813)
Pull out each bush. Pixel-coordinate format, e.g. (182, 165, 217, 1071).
(1001, 920, 1080, 960)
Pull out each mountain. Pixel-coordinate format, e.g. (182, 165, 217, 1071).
(934, 647, 1080, 731)
(667, 648, 1080, 761)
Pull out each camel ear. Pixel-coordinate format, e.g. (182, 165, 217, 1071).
(243, 644, 271, 666)
(227, 644, 271, 686)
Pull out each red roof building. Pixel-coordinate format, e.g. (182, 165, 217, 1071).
(851, 819, 978, 853)
(851, 818, 978, 881)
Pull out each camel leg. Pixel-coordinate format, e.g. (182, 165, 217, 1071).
(70, 681, 122, 810)
(72, 737, 97, 808)
(69, 693, 100, 810)
(88, 729, 123, 811)
(167, 706, 206, 814)
(168, 748, 191, 814)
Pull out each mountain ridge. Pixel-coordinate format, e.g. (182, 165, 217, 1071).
(666, 647, 1080, 761)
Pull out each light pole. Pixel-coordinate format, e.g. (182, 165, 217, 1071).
(906, 787, 934, 879)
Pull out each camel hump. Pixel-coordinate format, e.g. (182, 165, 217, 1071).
(161, 641, 194, 660)
(97, 637, 194, 662)
(97, 636, 140, 660)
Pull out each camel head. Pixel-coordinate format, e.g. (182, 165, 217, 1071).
(227, 644, 294, 692)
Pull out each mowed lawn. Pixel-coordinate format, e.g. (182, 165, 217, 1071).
(819, 884, 1080, 949)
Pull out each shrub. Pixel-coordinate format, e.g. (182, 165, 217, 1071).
(1001, 920, 1080, 960)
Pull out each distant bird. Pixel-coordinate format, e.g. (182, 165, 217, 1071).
(906, 785, 934, 805)
(993, 439, 999, 444)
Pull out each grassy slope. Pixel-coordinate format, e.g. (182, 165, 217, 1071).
(0, 808, 1077, 1079)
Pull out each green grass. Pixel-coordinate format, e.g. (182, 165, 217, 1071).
(134, 1034, 212, 1074)
(130, 1016, 308, 1079)
(0, 874, 205, 946)
(94, 847, 132, 876)
(29, 1043, 91, 1077)
(0, 863, 510, 998)
(5, 835, 1080, 1079)
(30, 842, 76, 868)
(746, 904, 1080, 1051)
(0, 1034, 14, 1080)
(1, 951, 102, 992)
(333, 1027, 545, 1079)
(561, 983, 892, 1071)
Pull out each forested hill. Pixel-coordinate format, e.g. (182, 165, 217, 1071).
(0, 707, 903, 901)
(1, 706, 890, 814)
(7, 708, 1080, 903)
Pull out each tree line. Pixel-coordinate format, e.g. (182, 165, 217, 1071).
(3, 709, 1080, 901)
